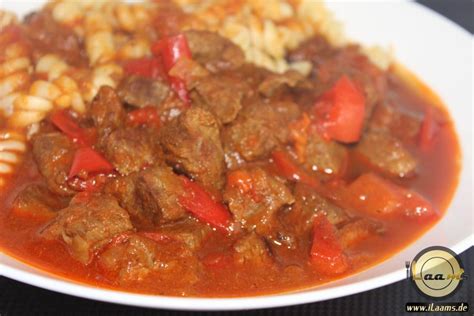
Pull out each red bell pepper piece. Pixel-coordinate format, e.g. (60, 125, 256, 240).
(418, 107, 439, 151)
(51, 110, 90, 145)
(122, 57, 165, 79)
(127, 106, 160, 127)
(314, 75, 366, 143)
(50, 110, 96, 146)
(310, 214, 350, 275)
(342, 173, 437, 221)
(152, 34, 192, 103)
(69, 147, 114, 178)
(178, 176, 231, 233)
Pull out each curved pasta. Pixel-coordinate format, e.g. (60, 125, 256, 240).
(0, 129, 26, 188)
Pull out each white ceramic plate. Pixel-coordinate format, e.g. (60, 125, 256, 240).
(0, 0, 472, 311)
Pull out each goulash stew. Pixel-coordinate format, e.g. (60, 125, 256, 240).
(0, 3, 460, 297)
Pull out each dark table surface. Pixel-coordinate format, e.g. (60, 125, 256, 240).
(1, 1, 472, 315)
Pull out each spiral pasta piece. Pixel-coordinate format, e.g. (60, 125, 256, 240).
(6, 54, 87, 128)
(0, 129, 26, 188)
(0, 19, 33, 119)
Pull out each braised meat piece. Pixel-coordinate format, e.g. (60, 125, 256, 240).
(288, 34, 336, 69)
(224, 167, 294, 236)
(354, 130, 417, 178)
(117, 75, 170, 109)
(184, 30, 245, 72)
(104, 174, 141, 221)
(97, 234, 158, 283)
(41, 194, 133, 264)
(280, 183, 349, 236)
(369, 103, 422, 143)
(11, 184, 70, 220)
(135, 165, 188, 225)
(97, 233, 201, 287)
(223, 99, 300, 167)
(150, 218, 211, 251)
(337, 218, 383, 249)
(191, 73, 249, 124)
(160, 107, 225, 191)
(32, 132, 75, 196)
(23, 11, 85, 65)
(89, 86, 126, 142)
(233, 232, 273, 266)
(258, 70, 312, 98)
(103, 128, 159, 176)
(302, 131, 348, 179)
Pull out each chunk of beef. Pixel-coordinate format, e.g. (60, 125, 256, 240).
(89, 86, 125, 142)
(280, 183, 349, 236)
(24, 11, 86, 65)
(168, 56, 210, 89)
(185, 30, 245, 72)
(191, 73, 249, 123)
(104, 174, 141, 221)
(288, 34, 336, 69)
(135, 165, 187, 225)
(97, 233, 201, 288)
(258, 70, 312, 98)
(32, 132, 75, 196)
(117, 75, 170, 108)
(302, 131, 348, 179)
(11, 184, 70, 220)
(160, 107, 225, 191)
(223, 99, 300, 167)
(369, 103, 422, 143)
(354, 130, 417, 177)
(103, 128, 159, 176)
(337, 218, 383, 249)
(233, 232, 272, 266)
(41, 194, 133, 264)
(96, 234, 157, 283)
(224, 167, 294, 236)
(151, 218, 211, 251)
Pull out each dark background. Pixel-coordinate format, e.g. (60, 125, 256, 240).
(0, 1, 472, 315)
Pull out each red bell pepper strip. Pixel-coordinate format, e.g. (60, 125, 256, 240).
(127, 106, 160, 127)
(152, 34, 192, 103)
(310, 214, 350, 275)
(69, 147, 114, 178)
(314, 75, 366, 143)
(50, 110, 96, 146)
(418, 107, 439, 151)
(122, 57, 165, 79)
(51, 110, 90, 145)
(178, 176, 231, 233)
